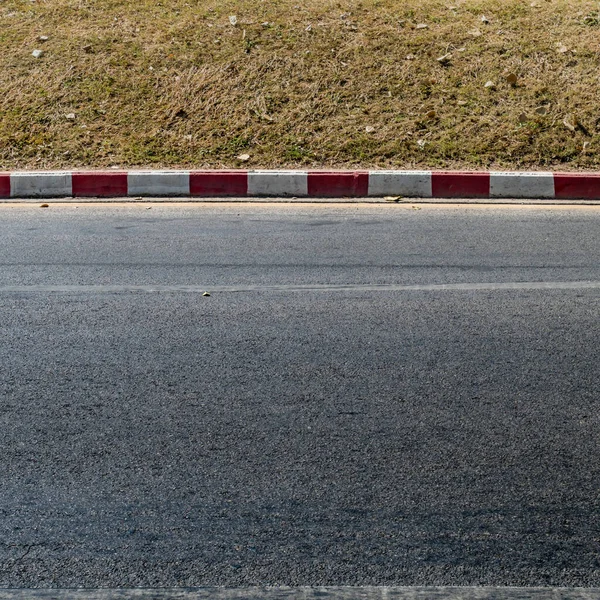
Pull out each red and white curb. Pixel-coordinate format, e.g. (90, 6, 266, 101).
(1, 170, 600, 199)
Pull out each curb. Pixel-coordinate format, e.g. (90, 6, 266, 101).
(2, 170, 600, 200)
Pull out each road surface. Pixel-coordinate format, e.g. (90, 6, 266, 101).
(1, 202, 600, 588)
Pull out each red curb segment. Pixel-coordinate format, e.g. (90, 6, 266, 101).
(554, 173, 600, 200)
(190, 171, 248, 197)
(72, 172, 128, 197)
(432, 172, 490, 199)
(308, 171, 369, 197)
(0, 174, 10, 198)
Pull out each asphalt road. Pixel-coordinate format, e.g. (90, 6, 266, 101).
(1, 203, 600, 588)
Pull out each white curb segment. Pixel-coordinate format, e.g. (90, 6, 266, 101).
(490, 172, 555, 199)
(127, 171, 190, 196)
(248, 170, 309, 196)
(368, 171, 432, 197)
(10, 172, 72, 198)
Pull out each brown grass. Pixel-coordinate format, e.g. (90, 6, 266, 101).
(2, 0, 600, 170)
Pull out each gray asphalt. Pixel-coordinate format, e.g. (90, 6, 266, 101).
(2, 586, 600, 600)
(1, 203, 600, 588)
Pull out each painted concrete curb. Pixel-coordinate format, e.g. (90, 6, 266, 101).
(2, 170, 600, 200)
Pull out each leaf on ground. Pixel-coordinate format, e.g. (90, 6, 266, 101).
(415, 23, 428, 29)
(484, 80, 496, 89)
(535, 105, 549, 116)
(436, 53, 452, 65)
(229, 15, 238, 26)
(518, 113, 529, 123)
(237, 153, 250, 161)
(505, 73, 518, 85)
(365, 125, 375, 133)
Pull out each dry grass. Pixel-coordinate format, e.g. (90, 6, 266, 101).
(2, 0, 600, 170)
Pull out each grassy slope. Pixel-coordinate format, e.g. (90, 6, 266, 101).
(1, 0, 600, 170)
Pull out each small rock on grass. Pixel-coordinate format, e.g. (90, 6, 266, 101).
(365, 125, 375, 133)
(237, 153, 250, 162)
(32, 49, 43, 58)
(38, 35, 49, 42)
(563, 114, 578, 132)
(484, 80, 496, 89)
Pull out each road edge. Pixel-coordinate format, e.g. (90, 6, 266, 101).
(2, 170, 600, 201)
(1, 588, 600, 599)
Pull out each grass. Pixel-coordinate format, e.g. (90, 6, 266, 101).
(2, 0, 600, 170)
